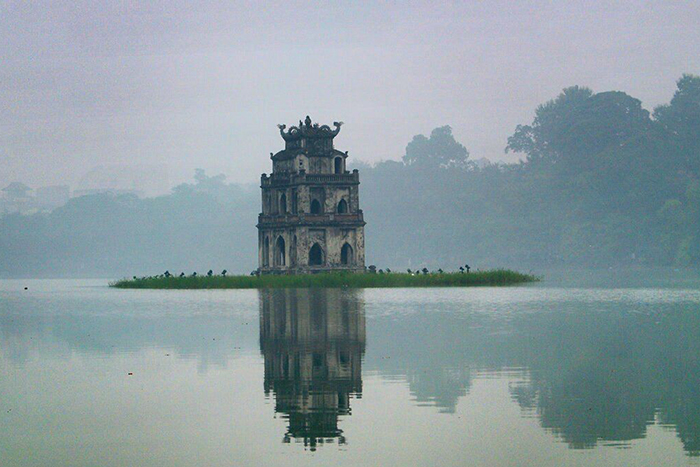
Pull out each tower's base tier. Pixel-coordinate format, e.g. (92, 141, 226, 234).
(258, 223, 366, 274)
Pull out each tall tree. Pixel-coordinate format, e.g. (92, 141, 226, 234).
(403, 126, 469, 168)
(506, 86, 593, 164)
(654, 74, 700, 175)
(506, 87, 652, 172)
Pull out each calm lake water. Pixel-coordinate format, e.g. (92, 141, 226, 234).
(2, 269, 700, 466)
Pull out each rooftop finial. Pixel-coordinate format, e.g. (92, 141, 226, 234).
(277, 118, 343, 142)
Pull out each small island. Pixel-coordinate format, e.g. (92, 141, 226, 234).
(111, 119, 538, 291)
(110, 269, 538, 289)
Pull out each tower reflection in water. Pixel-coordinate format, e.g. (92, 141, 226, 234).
(259, 289, 365, 450)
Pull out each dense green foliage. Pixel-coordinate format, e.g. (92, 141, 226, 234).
(111, 269, 537, 289)
(362, 75, 700, 269)
(1, 75, 699, 277)
(403, 125, 470, 168)
(0, 173, 259, 277)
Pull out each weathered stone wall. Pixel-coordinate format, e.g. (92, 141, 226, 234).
(309, 187, 326, 213)
(295, 155, 308, 173)
(272, 159, 294, 173)
(325, 187, 350, 214)
(324, 227, 363, 267)
(273, 154, 347, 176)
(258, 224, 365, 273)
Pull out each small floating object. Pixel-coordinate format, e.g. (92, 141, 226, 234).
(128, 372, 134, 376)
(24, 287, 28, 290)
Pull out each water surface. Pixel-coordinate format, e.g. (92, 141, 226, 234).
(2, 270, 700, 466)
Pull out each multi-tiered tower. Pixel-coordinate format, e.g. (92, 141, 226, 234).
(257, 116, 366, 274)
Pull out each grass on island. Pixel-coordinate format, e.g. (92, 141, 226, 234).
(110, 269, 538, 289)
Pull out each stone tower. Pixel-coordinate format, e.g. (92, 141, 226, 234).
(257, 116, 366, 274)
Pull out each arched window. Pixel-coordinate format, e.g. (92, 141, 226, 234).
(263, 237, 270, 267)
(309, 243, 324, 266)
(279, 193, 287, 214)
(291, 235, 297, 266)
(310, 199, 322, 214)
(275, 236, 286, 266)
(341, 243, 353, 265)
(334, 157, 343, 174)
(337, 199, 348, 214)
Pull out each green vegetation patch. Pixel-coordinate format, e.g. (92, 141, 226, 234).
(110, 269, 539, 289)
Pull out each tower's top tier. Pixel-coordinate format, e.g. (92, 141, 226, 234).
(270, 116, 350, 174)
(277, 116, 342, 152)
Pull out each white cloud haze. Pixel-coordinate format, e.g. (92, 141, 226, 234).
(1, 0, 699, 191)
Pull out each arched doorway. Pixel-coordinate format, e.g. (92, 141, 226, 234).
(310, 199, 322, 214)
(275, 236, 286, 266)
(334, 157, 343, 174)
(279, 193, 287, 214)
(337, 199, 348, 214)
(309, 243, 324, 266)
(341, 243, 353, 265)
(263, 236, 270, 267)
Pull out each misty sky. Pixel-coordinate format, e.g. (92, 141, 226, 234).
(2, 1, 699, 193)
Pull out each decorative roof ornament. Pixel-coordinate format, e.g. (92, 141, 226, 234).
(277, 116, 343, 142)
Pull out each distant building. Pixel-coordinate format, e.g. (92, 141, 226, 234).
(1, 182, 34, 214)
(35, 185, 70, 210)
(258, 116, 366, 274)
(1, 183, 73, 214)
(2, 182, 32, 201)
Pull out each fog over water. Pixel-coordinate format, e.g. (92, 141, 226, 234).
(2, 1, 699, 189)
(3, 274, 700, 466)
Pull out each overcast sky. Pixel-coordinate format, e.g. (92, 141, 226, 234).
(2, 0, 699, 192)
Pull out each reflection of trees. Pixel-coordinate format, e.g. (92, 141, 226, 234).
(509, 311, 659, 449)
(259, 289, 365, 450)
(5, 286, 700, 456)
(367, 299, 700, 455)
(365, 312, 479, 413)
(0, 305, 256, 372)
(510, 306, 700, 455)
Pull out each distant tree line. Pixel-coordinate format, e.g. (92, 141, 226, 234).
(1, 75, 698, 277)
(360, 74, 700, 269)
(0, 171, 259, 278)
